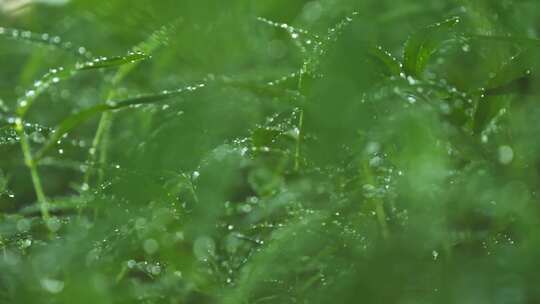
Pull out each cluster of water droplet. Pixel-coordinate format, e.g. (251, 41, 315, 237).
(0, 26, 92, 59)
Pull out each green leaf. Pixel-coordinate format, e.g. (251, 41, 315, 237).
(473, 49, 539, 134)
(16, 51, 150, 117)
(252, 128, 283, 148)
(0, 26, 91, 59)
(366, 46, 402, 77)
(403, 17, 460, 77)
(111, 22, 178, 86)
(485, 48, 539, 96)
(76, 51, 149, 71)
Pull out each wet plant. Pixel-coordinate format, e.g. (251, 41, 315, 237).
(1, 1, 540, 303)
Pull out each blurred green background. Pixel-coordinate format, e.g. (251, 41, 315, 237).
(1, 0, 540, 303)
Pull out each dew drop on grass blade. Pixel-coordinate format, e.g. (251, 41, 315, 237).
(484, 48, 539, 96)
(473, 48, 539, 134)
(16, 51, 150, 117)
(75, 51, 150, 71)
(365, 46, 403, 77)
(0, 26, 92, 59)
(111, 21, 179, 86)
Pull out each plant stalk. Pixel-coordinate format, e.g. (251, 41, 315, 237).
(15, 118, 50, 222)
(84, 110, 113, 186)
(294, 64, 307, 172)
(363, 162, 390, 239)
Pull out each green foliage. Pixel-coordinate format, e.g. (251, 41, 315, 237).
(403, 16, 460, 77)
(1, 0, 540, 303)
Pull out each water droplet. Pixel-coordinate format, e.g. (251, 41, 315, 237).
(362, 184, 376, 198)
(369, 156, 383, 167)
(193, 236, 216, 261)
(149, 264, 161, 275)
(365, 142, 380, 154)
(46, 217, 62, 232)
(135, 217, 147, 229)
(17, 219, 31, 232)
(127, 260, 137, 268)
(143, 239, 159, 254)
(40, 278, 64, 294)
(498, 145, 514, 165)
(17, 236, 31, 248)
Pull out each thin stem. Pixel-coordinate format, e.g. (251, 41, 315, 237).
(83, 111, 113, 186)
(15, 118, 50, 222)
(294, 65, 306, 172)
(374, 198, 390, 239)
(294, 109, 304, 172)
(363, 162, 389, 239)
(97, 116, 112, 184)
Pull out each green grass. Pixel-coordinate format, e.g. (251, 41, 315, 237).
(1, 0, 540, 303)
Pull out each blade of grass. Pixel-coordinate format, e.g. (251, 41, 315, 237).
(0, 26, 92, 59)
(472, 49, 538, 134)
(366, 46, 403, 77)
(485, 48, 538, 95)
(75, 51, 149, 71)
(13, 118, 50, 223)
(16, 51, 150, 117)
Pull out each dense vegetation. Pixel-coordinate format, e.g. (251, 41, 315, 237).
(1, 0, 540, 303)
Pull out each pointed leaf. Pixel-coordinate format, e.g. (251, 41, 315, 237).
(76, 52, 149, 71)
(403, 17, 460, 77)
(0, 26, 91, 59)
(366, 46, 402, 77)
(485, 48, 539, 96)
(16, 51, 150, 117)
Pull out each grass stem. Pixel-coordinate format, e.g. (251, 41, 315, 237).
(84, 111, 113, 186)
(15, 118, 50, 222)
(294, 64, 307, 172)
(363, 162, 389, 239)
